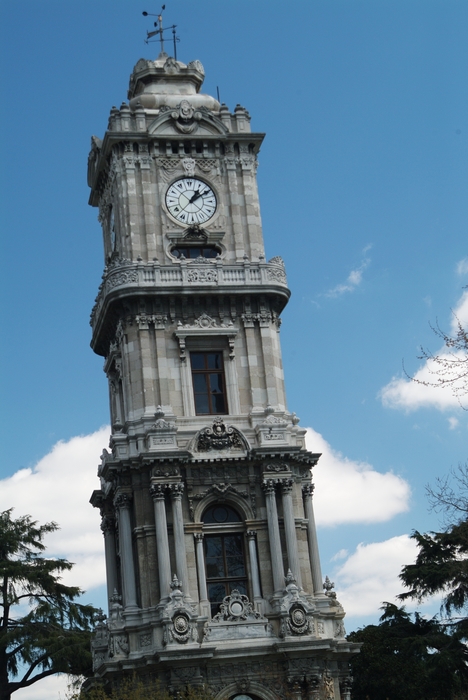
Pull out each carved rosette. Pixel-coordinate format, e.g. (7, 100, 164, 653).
(287, 604, 310, 636)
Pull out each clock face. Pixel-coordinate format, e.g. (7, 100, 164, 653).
(165, 177, 217, 225)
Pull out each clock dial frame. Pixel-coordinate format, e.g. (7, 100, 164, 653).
(165, 177, 217, 226)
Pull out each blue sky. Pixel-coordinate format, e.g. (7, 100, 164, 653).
(1, 1, 467, 696)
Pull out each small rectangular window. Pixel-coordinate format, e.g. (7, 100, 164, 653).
(190, 351, 228, 415)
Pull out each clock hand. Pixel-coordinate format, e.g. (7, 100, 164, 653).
(189, 188, 209, 204)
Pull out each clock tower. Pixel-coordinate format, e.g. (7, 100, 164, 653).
(88, 50, 357, 699)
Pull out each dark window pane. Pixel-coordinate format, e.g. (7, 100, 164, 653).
(226, 556, 245, 577)
(206, 558, 225, 578)
(205, 537, 223, 556)
(209, 373, 224, 393)
(194, 394, 210, 414)
(203, 505, 241, 524)
(191, 353, 205, 370)
(224, 535, 243, 554)
(213, 393, 226, 413)
(208, 583, 227, 602)
(207, 353, 222, 369)
(193, 374, 208, 393)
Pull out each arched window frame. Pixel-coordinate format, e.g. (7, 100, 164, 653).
(195, 498, 258, 617)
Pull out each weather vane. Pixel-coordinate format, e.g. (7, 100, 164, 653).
(142, 5, 180, 60)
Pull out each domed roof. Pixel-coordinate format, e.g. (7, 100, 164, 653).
(127, 53, 219, 112)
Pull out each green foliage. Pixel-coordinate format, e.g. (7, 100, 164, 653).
(348, 603, 468, 700)
(0, 509, 99, 700)
(69, 676, 215, 700)
(399, 519, 468, 638)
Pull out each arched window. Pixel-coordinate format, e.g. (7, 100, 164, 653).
(202, 505, 247, 616)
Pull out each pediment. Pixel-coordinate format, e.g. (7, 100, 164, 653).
(148, 102, 228, 137)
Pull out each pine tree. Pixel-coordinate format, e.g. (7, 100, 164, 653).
(0, 509, 98, 700)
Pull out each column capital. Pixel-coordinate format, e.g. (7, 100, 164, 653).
(100, 515, 115, 534)
(280, 477, 294, 493)
(114, 493, 132, 510)
(169, 482, 184, 499)
(150, 483, 166, 500)
(194, 532, 204, 543)
(302, 483, 315, 498)
(246, 530, 257, 540)
(262, 478, 277, 495)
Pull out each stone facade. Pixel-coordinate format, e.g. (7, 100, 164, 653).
(87, 51, 358, 699)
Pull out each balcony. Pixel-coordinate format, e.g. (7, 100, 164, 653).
(90, 256, 289, 333)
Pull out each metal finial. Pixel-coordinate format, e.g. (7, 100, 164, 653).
(142, 5, 180, 58)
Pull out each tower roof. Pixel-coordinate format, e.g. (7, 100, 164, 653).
(127, 53, 219, 112)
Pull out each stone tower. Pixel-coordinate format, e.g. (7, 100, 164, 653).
(88, 51, 358, 700)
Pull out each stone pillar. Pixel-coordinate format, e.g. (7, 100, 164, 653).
(194, 533, 208, 602)
(262, 479, 284, 594)
(100, 515, 119, 610)
(114, 494, 138, 609)
(246, 530, 262, 599)
(150, 484, 171, 601)
(303, 484, 324, 596)
(169, 483, 190, 599)
(281, 478, 302, 589)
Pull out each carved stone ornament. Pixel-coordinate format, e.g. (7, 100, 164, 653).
(162, 575, 198, 646)
(146, 405, 178, 452)
(195, 417, 247, 453)
(170, 100, 202, 134)
(182, 157, 196, 177)
(288, 604, 310, 636)
(212, 590, 262, 623)
(108, 632, 129, 657)
(203, 590, 273, 643)
(278, 570, 315, 638)
(91, 609, 109, 671)
(178, 313, 233, 330)
(187, 268, 218, 283)
(322, 673, 336, 700)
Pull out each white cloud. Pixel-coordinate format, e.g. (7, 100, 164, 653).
(14, 673, 69, 700)
(305, 428, 410, 526)
(325, 250, 371, 298)
(332, 535, 420, 617)
(380, 290, 468, 412)
(448, 416, 459, 430)
(0, 427, 110, 591)
(456, 257, 468, 276)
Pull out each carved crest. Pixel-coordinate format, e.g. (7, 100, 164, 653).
(195, 418, 246, 453)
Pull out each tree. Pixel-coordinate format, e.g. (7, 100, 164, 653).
(348, 603, 468, 700)
(0, 509, 99, 700)
(68, 677, 216, 700)
(398, 461, 468, 640)
(407, 308, 468, 406)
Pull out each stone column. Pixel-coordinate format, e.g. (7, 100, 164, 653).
(100, 515, 119, 610)
(150, 484, 171, 601)
(246, 530, 262, 599)
(281, 478, 302, 589)
(303, 484, 324, 596)
(194, 533, 208, 602)
(262, 479, 284, 594)
(169, 483, 190, 599)
(114, 494, 138, 609)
